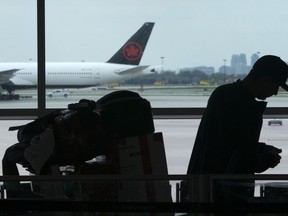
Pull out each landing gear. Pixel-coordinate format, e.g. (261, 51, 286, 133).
(0, 85, 20, 100)
(0, 93, 20, 100)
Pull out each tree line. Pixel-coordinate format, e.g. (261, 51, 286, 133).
(124, 69, 247, 86)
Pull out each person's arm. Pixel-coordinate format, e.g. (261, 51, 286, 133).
(254, 143, 282, 173)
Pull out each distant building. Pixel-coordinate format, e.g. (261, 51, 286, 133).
(251, 53, 260, 66)
(231, 53, 247, 68)
(219, 53, 259, 75)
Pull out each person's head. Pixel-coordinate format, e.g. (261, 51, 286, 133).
(247, 55, 288, 100)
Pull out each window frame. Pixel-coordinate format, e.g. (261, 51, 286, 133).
(0, 0, 288, 120)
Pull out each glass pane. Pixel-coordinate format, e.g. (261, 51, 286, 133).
(0, 0, 37, 108)
(2, 118, 287, 175)
(44, 0, 288, 108)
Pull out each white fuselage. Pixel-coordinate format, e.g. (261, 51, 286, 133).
(0, 62, 153, 88)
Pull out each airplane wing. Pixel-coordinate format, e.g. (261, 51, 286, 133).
(116, 65, 150, 75)
(0, 69, 20, 84)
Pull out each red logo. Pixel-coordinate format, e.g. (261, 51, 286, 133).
(122, 42, 143, 61)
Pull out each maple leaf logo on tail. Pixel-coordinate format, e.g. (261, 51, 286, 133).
(123, 42, 143, 61)
(107, 22, 154, 65)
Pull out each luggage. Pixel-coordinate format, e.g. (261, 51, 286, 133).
(96, 90, 155, 138)
(5, 90, 154, 174)
(107, 132, 172, 203)
(53, 109, 106, 165)
(7, 100, 104, 173)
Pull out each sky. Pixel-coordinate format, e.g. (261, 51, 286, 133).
(0, 0, 288, 71)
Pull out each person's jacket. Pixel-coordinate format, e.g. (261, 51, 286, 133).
(187, 80, 269, 175)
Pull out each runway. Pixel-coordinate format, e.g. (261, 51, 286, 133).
(0, 91, 212, 109)
(44, 94, 210, 108)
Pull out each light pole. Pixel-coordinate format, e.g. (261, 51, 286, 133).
(160, 56, 165, 72)
(160, 56, 165, 85)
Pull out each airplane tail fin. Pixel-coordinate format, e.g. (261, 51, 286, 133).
(107, 22, 155, 65)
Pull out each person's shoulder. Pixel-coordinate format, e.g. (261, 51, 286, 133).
(209, 81, 244, 104)
(213, 81, 241, 95)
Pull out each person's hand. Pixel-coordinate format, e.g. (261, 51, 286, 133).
(256, 144, 282, 172)
(267, 147, 282, 168)
(262, 144, 282, 168)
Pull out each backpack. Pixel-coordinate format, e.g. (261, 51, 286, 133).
(96, 90, 155, 138)
(53, 107, 106, 165)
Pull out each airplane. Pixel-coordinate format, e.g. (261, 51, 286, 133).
(0, 22, 157, 99)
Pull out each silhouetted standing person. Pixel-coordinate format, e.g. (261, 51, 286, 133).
(187, 55, 287, 204)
